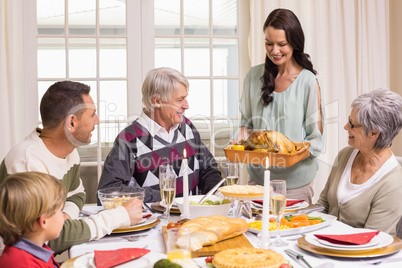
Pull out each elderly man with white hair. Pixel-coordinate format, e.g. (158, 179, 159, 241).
(317, 88, 402, 235)
(98, 67, 222, 203)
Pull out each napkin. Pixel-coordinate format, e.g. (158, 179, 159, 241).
(314, 231, 380, 245)
(253, 199, 304, 207)
(94, 248, 151, 268)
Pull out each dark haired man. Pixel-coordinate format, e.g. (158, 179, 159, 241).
(0, 81, 143, 254)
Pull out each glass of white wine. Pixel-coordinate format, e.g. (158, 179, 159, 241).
(159, 164, 176, 223)
(270, 180, 288, 247)
(225, 162, 239, 186)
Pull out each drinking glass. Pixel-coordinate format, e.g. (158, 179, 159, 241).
(225, 162, 239, 186)
(270, 180, 288, 247)
(166, 227, 191, 260)
(159, 164, 176, 222)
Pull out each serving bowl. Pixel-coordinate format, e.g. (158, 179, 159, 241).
(98, 187, 145, 210)
(175, 195, 232, 219)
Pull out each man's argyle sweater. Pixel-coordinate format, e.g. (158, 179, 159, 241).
(98, 117, 222, 203)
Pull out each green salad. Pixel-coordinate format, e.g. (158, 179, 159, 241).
(189, 199, 231, 206)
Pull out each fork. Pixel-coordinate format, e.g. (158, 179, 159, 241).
(284, 249, 313, 268)
(89, 234, 148, 244)
(121, 234, 148, 242)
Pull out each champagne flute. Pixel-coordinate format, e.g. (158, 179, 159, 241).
(225, 162, 239, 186)
(226, 162, 239, 217)
(270, 180, 288, 247)
(159, 164, 176, 223)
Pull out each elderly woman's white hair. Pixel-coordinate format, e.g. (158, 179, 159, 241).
(351, 88, 402, 149)
(142, 67, 189, 113)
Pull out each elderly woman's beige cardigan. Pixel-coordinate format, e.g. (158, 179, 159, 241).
(317, 147, 402, 235)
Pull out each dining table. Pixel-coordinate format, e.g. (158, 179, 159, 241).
(62, 204, 402, 268)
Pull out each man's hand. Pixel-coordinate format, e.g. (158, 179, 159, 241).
(63, 212, 71, 220)
(122, 198, 143, 226)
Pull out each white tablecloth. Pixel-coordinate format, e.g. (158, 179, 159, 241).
(69, 205, 402, 268)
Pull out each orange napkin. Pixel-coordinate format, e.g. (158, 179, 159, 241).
(253, 200, 304, 207)
(314, 231, 380, 245)
(94, 248, 150, 268)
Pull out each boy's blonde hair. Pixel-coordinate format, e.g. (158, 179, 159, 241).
(0, 172, 66, 245)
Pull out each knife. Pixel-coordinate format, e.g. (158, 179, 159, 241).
(198, 178, 226, 204)
(283, 204, 325, 216)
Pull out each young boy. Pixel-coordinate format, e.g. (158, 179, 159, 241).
(0, 172, 66, 267)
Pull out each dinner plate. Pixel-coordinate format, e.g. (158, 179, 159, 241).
(305, 230, 394, 253)
(112, 215, 160, 233)
(151, 201, 181, 214)
(159, 200, 179, 209)
(298, 235, 402, 258)
(315, 234, 380, 249)
(251, 199, 309, 211)
(73, 251, 166, 268)
(247, 212, 337, 237)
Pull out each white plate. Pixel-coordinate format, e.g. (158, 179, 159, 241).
(159, 200, 178, 209)
(305, 230, 394, 252)
(251, 199, 309, 211)
(74, 251, 166, 268)
(124, 214, 158, 228)
(81, 206, 105, 216)
(247, 212, 337, 237)
(316, 234, 380, 248)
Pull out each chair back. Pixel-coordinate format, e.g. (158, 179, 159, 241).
(395, 156, 402, 238)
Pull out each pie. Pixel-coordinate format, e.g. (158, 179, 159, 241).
(218, 185, 264, 198)
(212, 247, 286, 268)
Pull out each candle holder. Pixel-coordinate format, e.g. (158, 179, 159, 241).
(257, 233, 271, 249)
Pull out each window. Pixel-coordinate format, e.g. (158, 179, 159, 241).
(154, 0, 241, 157)
(34, 0, 248, 203)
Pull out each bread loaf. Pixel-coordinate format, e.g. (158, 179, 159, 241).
(180, 215, 249, 251)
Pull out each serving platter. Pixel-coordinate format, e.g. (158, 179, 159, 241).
(247, 212, 337, 237)
(162, 226, 254, 258)
(223, 142, 310, 167)
(112, 215, 160, 233)
(298, 235, 402, 258)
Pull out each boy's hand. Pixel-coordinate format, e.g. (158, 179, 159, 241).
(122, 198, 143, 226)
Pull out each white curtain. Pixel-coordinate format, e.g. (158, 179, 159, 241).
(0, 0, 29, 161)
(248, 0, 389, 201)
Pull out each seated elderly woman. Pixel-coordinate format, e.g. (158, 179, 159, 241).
(317, 88, 402, 235)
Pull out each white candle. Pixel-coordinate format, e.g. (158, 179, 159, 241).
(182, 149, 190, 219)
(261, 157, 271, 240)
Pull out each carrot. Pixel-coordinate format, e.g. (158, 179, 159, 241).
(289, 215, 308, 221)
(291, 220, 311, 227)
(308, 219, 323, 225)
(283, 222, 295, 228)
(280, 217, 289, 224)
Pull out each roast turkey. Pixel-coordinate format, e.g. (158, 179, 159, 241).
(240, 130, 296, 154)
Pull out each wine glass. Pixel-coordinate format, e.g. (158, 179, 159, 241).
(159, 164, 176, 223)
(226, 162, 239, 217)
(225, 162, 239, 186)
(270, 180, 288, 247)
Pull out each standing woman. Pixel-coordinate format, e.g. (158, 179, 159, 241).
(233, 9, 324, 203)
